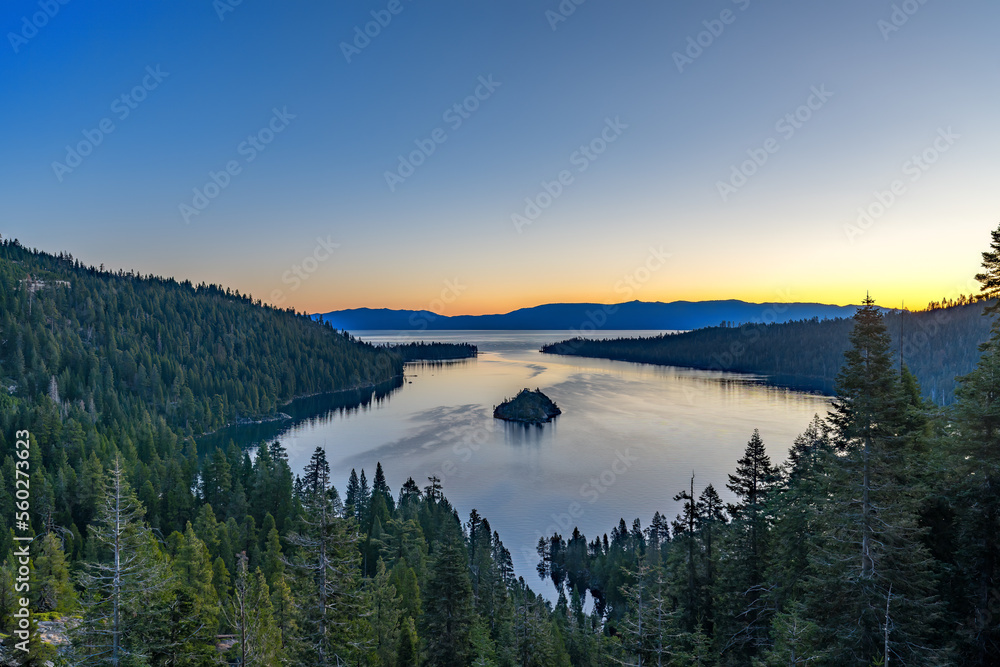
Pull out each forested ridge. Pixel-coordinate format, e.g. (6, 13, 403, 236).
(1, 228, 1000, 665)
(0, 239, 403, 436)
(529, 287, 1000, 664)
(541, 299, 993, 404)
(383, 343, 478, 362)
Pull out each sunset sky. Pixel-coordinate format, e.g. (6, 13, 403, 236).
(2, 0, 998, 315)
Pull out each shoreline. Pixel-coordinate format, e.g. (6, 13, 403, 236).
(196, 374, 404, 439)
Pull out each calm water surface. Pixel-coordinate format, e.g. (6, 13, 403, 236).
(215, 331, 831, 584)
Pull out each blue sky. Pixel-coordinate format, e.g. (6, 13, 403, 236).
(2, 0, 998, 313)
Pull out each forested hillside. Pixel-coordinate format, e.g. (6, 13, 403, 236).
(2, 232, 1000, 665)
(542, 300, 992, 404)
(531, 293, 1000, 665)
(384, 342, 478, 362)
(0, 239, 564, 665)
(0, 239, 403, 436)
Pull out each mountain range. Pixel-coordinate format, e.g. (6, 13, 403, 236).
(317, 300, 873, 332)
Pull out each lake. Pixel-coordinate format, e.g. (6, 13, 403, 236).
(206, 330, 832, 587)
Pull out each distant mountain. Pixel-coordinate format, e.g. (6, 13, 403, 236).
(317, 300, 872, 332)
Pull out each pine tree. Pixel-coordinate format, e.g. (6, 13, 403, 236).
(695, 484, 726, 635)
(512, 585, 571, 667)
(974, 222, 1000, 314)
(725, 430, 776, 570)
(389, 560, 422, 624)
(302, 446, 330, 499)
(287, 458, 366, 666)
(32, 532, 76, 613)
(0, 558, 57, 662)
(225, 552, 282, 666)
(471, 615, 500, 666)
(645, 512, 670, 566)
(395, 616, 419, 667)
(373, 462, 395, 514)
(359, 469, 372, 524)
(369, 558, 402, 667)
(764, 416, 834, 613)
(269, 575, 299, 655)
(947, 236, 1000, 663)
(716, 430, 777, 661)
(398, 477, 421, 509)
(345, 468, 361, 517)
(423, 528, 475, 666)
(213, 555, 232, 608)
(756, 602, 826, 666)
(803, 297, 946, 664)
(829, 297, 900, 581)
(615, 557, 680, 667)
(203, 447, 232, 514)
(163, 523, 221, 664)
(261, 525, 284, 588)
(241, 514, 262, 571)
(671, 474, 700, 631)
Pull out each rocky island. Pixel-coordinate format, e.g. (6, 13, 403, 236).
(493, 388, 562, 425)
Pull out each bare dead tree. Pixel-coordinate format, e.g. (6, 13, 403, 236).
(71, 455, 171, 666)
(224, 552, 282, 666)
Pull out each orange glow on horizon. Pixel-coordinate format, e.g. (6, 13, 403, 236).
(282, 285, 982, 317)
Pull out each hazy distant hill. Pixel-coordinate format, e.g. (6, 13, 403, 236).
(318, 300, 869, 332)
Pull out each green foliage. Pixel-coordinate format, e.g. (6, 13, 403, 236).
(542, 301, 994, 404)
(225, 553, 283, 666)
(31, 533, 76, 613)
(369, 559, 402, 667)
(423, 527, 475, 667)
(395, 616, 419, 667)
(385, 341, 477, 362)
(0, 241, 402, 434)
(11, 232, 1000, 665)
(493, 388, 561, 424)
(71, 457, 174, 665)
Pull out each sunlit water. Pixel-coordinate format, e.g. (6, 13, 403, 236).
(209, 331, 831, 587)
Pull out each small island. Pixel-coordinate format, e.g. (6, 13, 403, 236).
(493, 388, 562, 425)
(383, 341, 478, 362)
